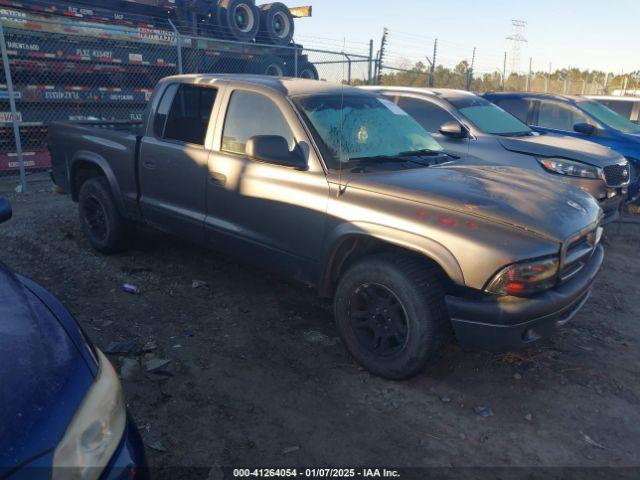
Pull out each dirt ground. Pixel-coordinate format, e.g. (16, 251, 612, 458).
(2, 175, 640, 479)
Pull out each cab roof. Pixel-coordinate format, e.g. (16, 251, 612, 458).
(160, 74, 368, 97)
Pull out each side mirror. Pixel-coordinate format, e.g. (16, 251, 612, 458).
(0, 197, 12, 224)
(439, 121, 467, 139)
(574, 123, 596, 136)
(246, 135, 304, 168)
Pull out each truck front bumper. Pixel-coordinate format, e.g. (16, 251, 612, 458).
(445, 244, 604, 352)
(599, 192, 625, 224)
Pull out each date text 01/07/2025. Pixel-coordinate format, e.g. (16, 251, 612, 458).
(231, 468, 402, 478)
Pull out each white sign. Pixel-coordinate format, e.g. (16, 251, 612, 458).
(0, 111, 22, 122)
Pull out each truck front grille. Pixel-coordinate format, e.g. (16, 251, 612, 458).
(560, 228, 602, 282)
(603, 163, 630, 187)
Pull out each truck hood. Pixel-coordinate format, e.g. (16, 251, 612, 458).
(344, 164, 601, 243)
(0, 264, 93, 473)
(497, 133, 624, 167)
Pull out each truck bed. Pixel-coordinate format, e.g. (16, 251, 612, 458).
(48, 120, 143, 214)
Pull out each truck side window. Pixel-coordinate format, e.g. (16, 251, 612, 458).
(162, 84, 218, 145)
(395, 97, 455, 133)
(221, 91, 294, 155)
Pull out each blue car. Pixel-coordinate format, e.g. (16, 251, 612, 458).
(482, 92, 640, 200)
(0, 197, 148, 480)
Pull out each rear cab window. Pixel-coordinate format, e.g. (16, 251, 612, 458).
(154, 83, 218, 145)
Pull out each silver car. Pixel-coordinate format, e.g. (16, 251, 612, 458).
(364, 87, 630, 223)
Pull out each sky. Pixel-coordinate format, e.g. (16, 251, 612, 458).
(280, 0, 640, 75)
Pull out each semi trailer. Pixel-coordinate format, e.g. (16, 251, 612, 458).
(0, 0, 316, 171)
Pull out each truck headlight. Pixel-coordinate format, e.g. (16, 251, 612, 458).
(485, 256, 559, 297)
(538, 158, 599, 179)
(52, 350, 126, 480)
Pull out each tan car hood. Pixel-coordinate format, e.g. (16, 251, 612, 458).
(344, 164, 601, 243)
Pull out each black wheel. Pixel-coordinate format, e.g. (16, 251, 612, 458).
(245, 54, 286, 76)
(257, 2, 294, 45)
(217, 0, 260, 42)
(78, 177, 134, 254)
(334, 254, 451, 380)
(289, 60, 319, 79)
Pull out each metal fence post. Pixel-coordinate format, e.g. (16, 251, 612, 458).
(168, 19, 183, 74)
(0, 20, 27, 192)
(345, 54, 352, 85)
(368, 39, 374, 85)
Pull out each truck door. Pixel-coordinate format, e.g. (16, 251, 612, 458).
(205, 88, 329, 283)
(138, 82, 219, 241)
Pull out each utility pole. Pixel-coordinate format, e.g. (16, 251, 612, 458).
(506, 19, 528, 75)
(525, 57, 532, 92)
(425, 38, 438, 87)
(376, 27, 388, 85)
(466, 47, 476, 91)
(501, 51, 507, 91)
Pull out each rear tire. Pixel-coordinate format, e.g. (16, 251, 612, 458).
(245, 54, 286, 76)
(78, 177, 134, 254)
(289, 60, 319, 79)
(334, 253, 451, 380)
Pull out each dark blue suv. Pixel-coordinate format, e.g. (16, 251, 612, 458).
(0, 197, 148, 479)
(482, 92, 640, 200)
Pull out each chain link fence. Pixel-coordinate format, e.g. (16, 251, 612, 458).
(0, 7, 373, 186)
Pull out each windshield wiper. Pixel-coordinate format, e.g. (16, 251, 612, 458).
(349, 155, 410, 163)
(347, 153, 449, 173)
(495, 131, 533, 137)
(347, 155, 412, 172)
(397, 148, 446, 157)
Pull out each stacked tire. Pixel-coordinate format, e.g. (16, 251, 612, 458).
(217, 0, 261, 42)
(257, 2, 294, 45)
(189, 0, 319, 79)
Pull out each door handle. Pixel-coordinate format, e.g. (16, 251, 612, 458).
(209, 172, 227, 187)
(143, 159, 156, 170)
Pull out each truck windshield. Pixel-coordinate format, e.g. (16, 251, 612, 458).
(448, 96, 532, 136)
(578, 101, 640, 134)
(292, 94, 443, 170)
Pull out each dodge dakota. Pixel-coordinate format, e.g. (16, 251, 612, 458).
(49, 75, 605, 379)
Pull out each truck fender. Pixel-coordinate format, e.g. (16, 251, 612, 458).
(320, 221, 465, 294)
(69, 151, 126, 215)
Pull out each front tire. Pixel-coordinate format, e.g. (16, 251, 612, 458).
(334, 254, 451, 380)
(78, 177, 134, 254)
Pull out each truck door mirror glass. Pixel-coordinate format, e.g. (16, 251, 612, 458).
(246, 135, 304, 168)
(574, 123, 596, 136)
(0, 197, 12, 224)
(439, 121, 467, 139)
